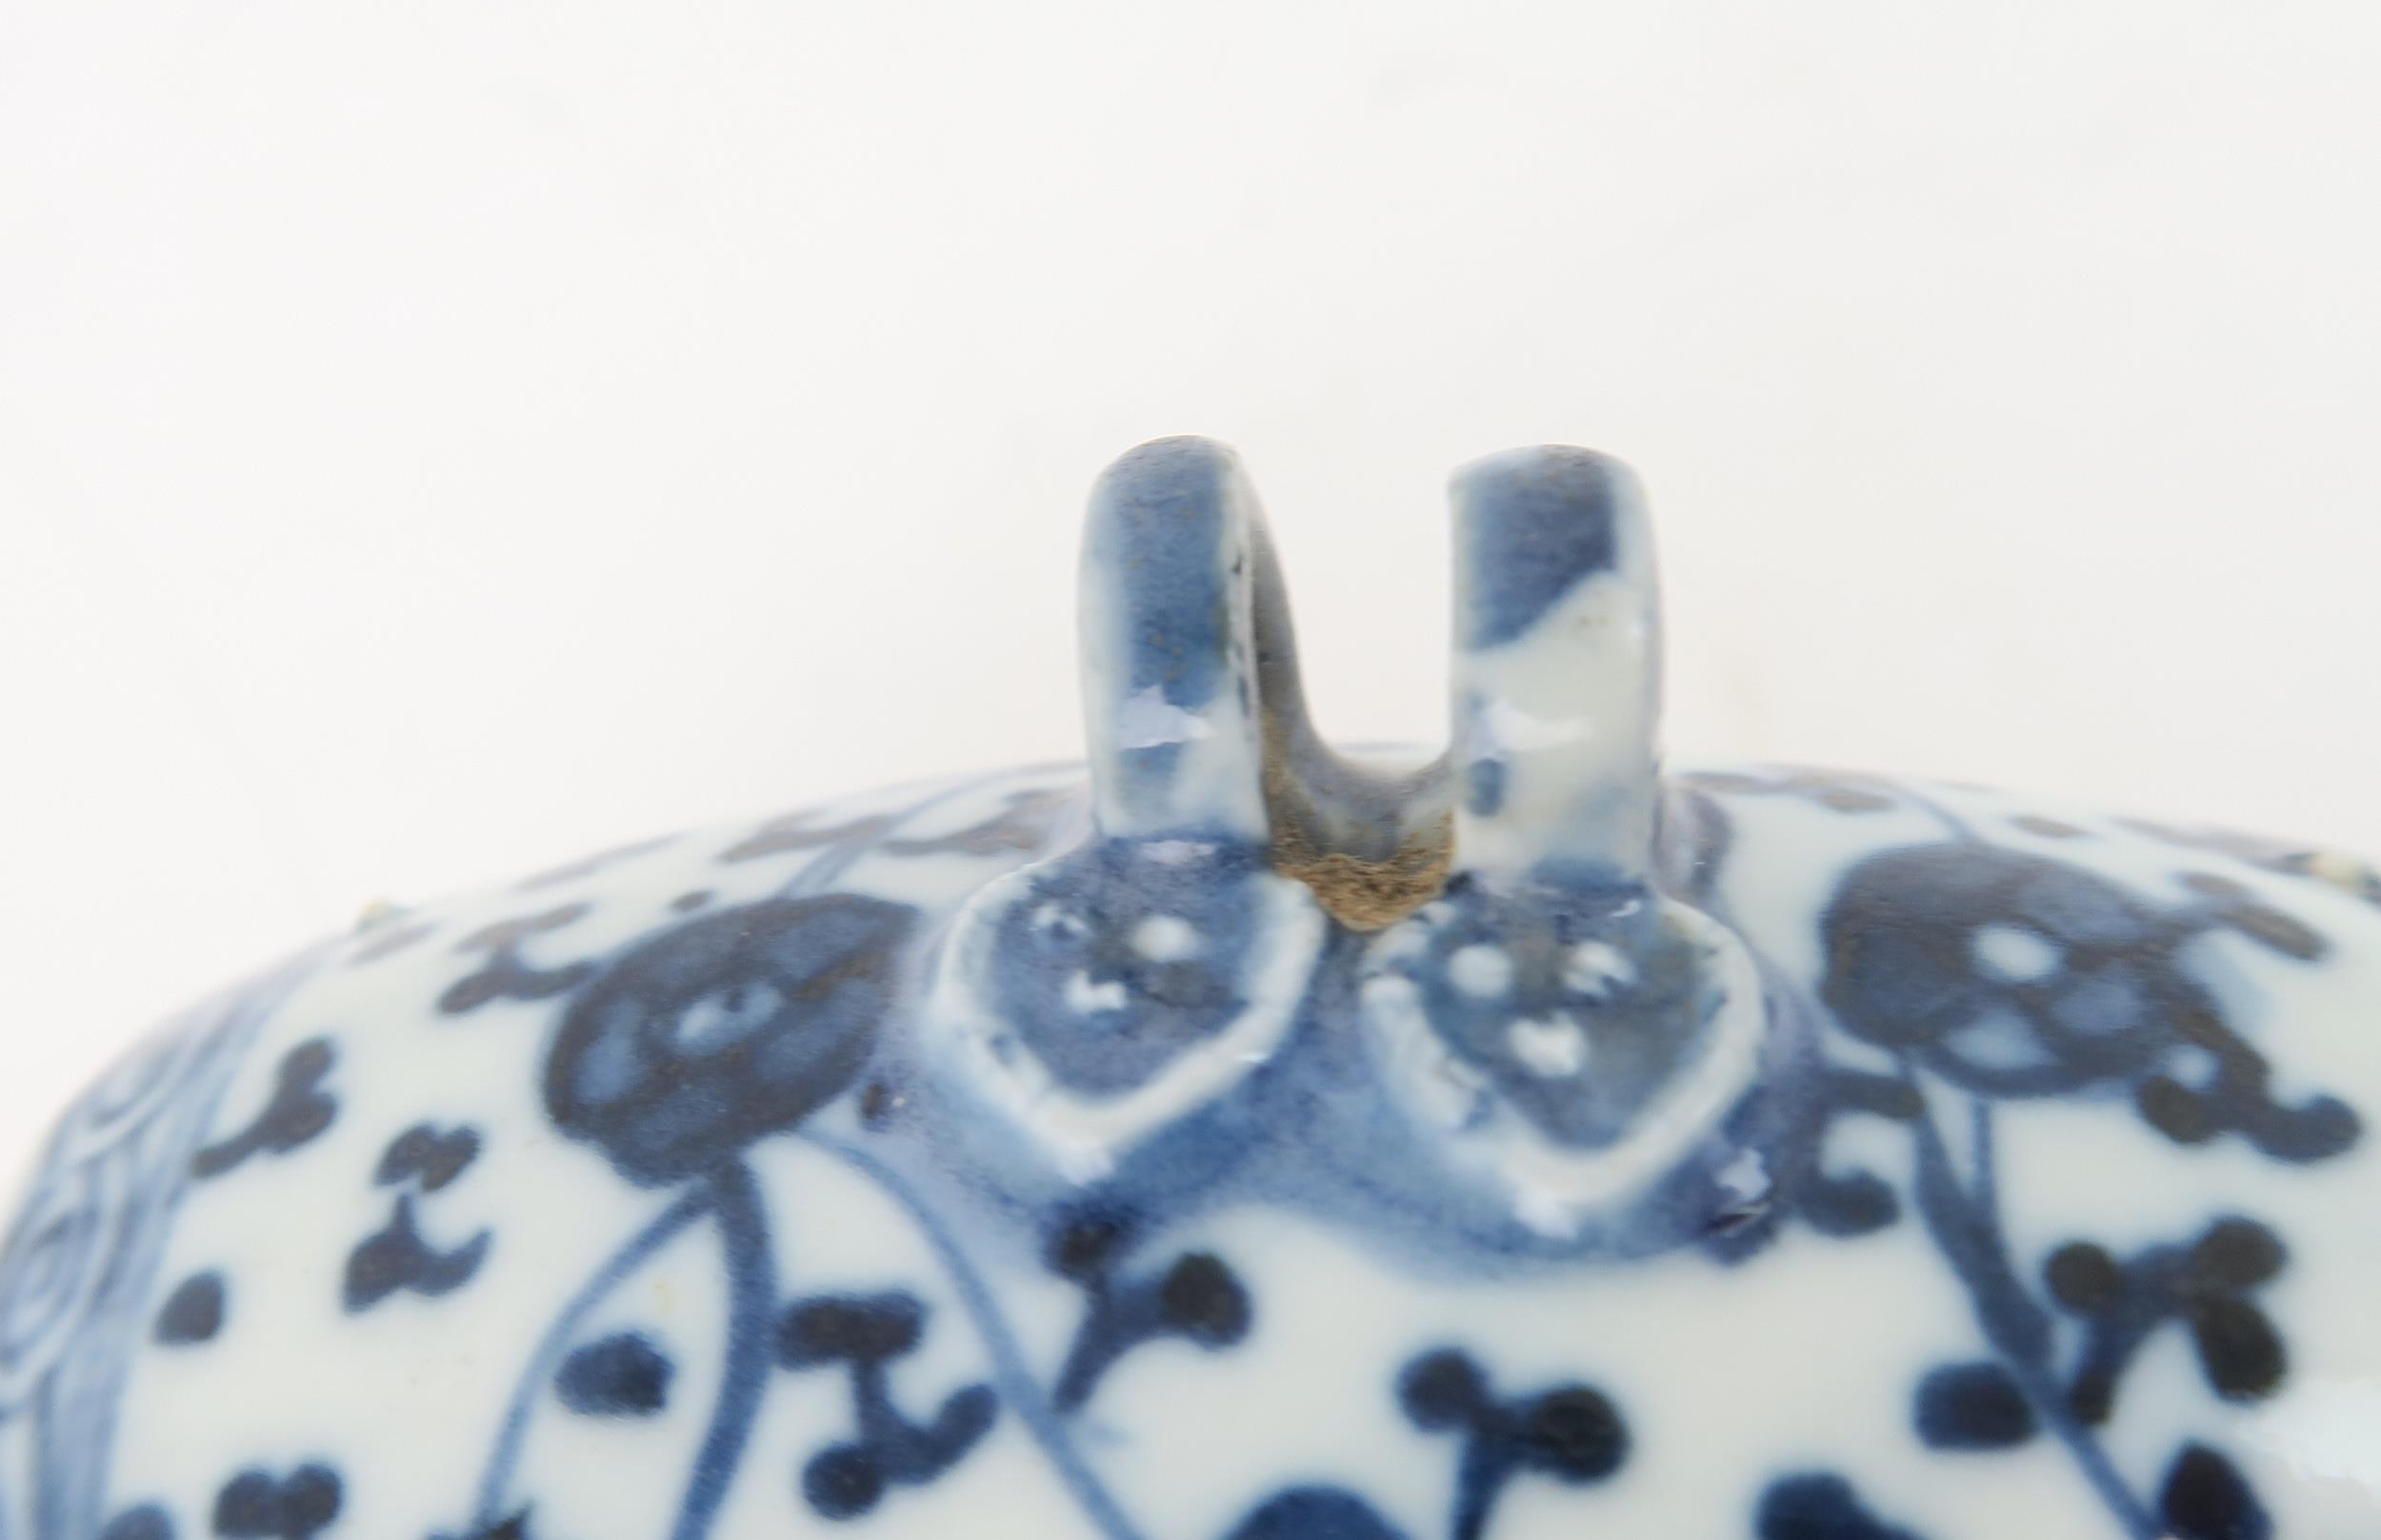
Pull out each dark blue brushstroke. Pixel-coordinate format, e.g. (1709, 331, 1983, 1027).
(668, 1161, 776, 1540)
(153, 1270, 226, 1346)
(1819, 840, 2358, 1157)
(1395, 1347, 1626, 1540)
(438, 906, 596, 1015)
(376, 1124, 481, 1191)
(2047, 1217, 2287, 1427)
(190, 1040, 336, 1180)
(1088, 437, 1242, 714)
(1754, 1472, 1928, 1540)
(761, 780, 990, 896)
(2158, 1444, 2271, 1540)
(96, 1506, 174, 1540)
(543, 895, 914, 1186)
(989, 839, 1267, 1097)
(1907, 1099, 2159, 1537)
(470, 1187, 714, 1529)
(1043, 1210, 1250, 1411)
(806, 1136, 1146, 1540)
(212, 1464, 342, 1540)
(343, 1193, 490, 1312)
(556, 1331, 673, 1417)
(777, 1291, 997, 1518)
(1912, 1361, 2036, 1450)
(1459, 449, 1622, 649)
(1464, 756, 1507, 818)
(1225, 1488, 1411, 1540)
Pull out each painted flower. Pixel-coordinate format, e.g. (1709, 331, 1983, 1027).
(543, 894, 917, 1185)
(986, 840, 1272, 1096)
(925, 836, 1324, 1183)
(1365, 872, 1716, 1150)
(1821, 845, 2203, 1093)
(1819, 843, 2357, 1159)
(1354, 868, 1768, 1243)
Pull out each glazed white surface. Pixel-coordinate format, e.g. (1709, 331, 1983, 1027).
(6, 762, 2378, 1539)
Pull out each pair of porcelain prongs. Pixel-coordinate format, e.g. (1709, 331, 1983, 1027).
(925, 439, 1766, 1243)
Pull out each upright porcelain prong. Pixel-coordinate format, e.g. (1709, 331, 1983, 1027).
(1078, 436, 1273, 844)
(1351, 446, 1767, 1244)
(923, 438, 1327, 1187)
(1448, 447, 1662, 886)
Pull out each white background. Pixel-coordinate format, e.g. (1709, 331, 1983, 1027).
(4, 3, 2379, 1184)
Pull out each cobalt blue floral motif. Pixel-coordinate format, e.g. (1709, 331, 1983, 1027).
(988, 839, 1271, 1096)
(1043, 1209, 1251, 1411)
(343, 1193, 490, 1313)
(543, 895, 917, 1185)
(2045, 1216, 2288, 1425)
(1704, 1060, 1920, 1258)
(1395, 1348, 1627, 1540)
(775, 1292, 997, 1520)
(1217, 1347, 1626, 1540)
(21, 440, 2379, 1540)
(457, 889, 941, 1540)
(1647, 777, 2362, 1538)
(1373, 868, 1715, 1150)
(1790, 825, 2359, 1534)
(5, 770, 2373, 1540)
(1821, 843, 2358, 1158)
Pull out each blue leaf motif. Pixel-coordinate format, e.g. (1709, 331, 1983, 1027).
(2158, 1444, 2270, 1540)
(1911, 1361, 2036, 1450)
(1754, 1473, 1928, 1540)
(555, 1331, 672, 1417)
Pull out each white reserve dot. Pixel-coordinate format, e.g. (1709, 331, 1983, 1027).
(1508, 1016, 1590, 1078)
(1972, 924, 2062, 983)
(1131, 914, 1202, 963)
(1448, 945, 1515, 998)
(1031, 902, 1086, 941)
(1566, 941, 1634, 997)
(1063, 970, 1129, 1015)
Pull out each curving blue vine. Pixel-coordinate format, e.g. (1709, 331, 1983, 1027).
(14, 769, 2364, 1540)
(438, 774, 2359, 1540)
(1698, 773, 2358, 1539)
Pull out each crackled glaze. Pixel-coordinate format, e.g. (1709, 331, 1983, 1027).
(5, 440, 2380, 1540)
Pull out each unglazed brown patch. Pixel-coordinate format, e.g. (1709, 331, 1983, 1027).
(1272, 820, 1453, 931)
(1260, 726, 1451, 930)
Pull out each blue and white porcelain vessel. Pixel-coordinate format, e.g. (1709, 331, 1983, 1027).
(6, 439, 2379, 1540)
